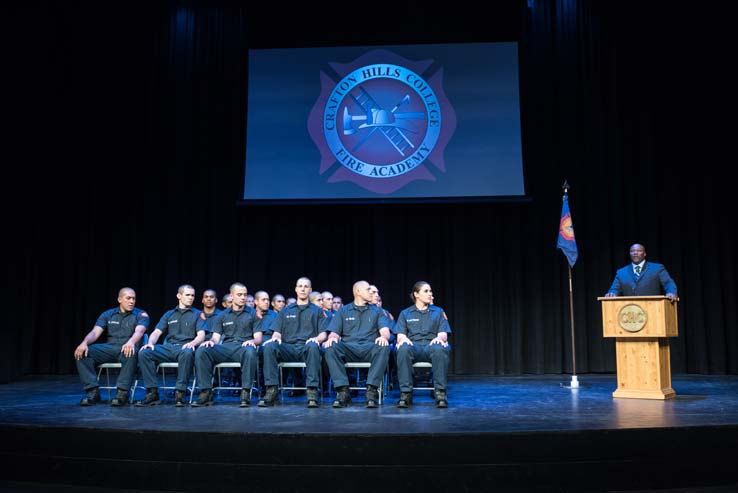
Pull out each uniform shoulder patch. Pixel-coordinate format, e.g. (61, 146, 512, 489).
(442, 311, 448, 320)
(141, 312, 149, 318)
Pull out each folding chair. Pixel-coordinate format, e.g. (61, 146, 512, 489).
(344, 362, 387, 404)
(156, 362, 196, 404)
(412, 361, 435, 392)
(213, 360, 260, 400)
(96, 335, 148, 401)
(278, 361, 322, 402)
(97, 363, 144, 401)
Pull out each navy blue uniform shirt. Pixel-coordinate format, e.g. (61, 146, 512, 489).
(209, 306, 258, 344)
(320, 309, 334, 333)
(255, 309, 278, 337)
(199, 308, 222, 333)
(394, 304, 452, 344)
(95, 307, 150, 345)
(271, 303, 324, 344)
(154, 307, 207, 345)
(327, 303, 392, 344)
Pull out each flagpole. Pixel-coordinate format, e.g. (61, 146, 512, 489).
(562, 181, 579, 389)
(567, 263, 578, 387)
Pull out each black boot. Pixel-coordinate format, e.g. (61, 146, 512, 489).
(397, 391, 413, 408)
(434, 389, 448, 408)
(80, 387, 100, 406)
(135, 388, 161, 407)
(174, 390, 186, 407)
(240, 388, 252, 408)
(258, 386, 278, 407)
(191, 389, 213, 407)
(110, 388, 130, 407)
(332, 386, 352, 408)
(365, 384, 379, 408)
(306, 387, 319, 408)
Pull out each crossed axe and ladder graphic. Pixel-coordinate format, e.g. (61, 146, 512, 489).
(342, 87, 426, 157)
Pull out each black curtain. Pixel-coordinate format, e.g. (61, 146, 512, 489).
(5, 1, 735, 384)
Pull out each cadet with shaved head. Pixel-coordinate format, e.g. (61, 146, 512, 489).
(74, 287, 150, 406)
(271, 294, 286, 312)
(260, 277, 327, 408)
(324, 280, 392, 408)
(136, 285, 208, 407)
(192, 282, 262, 407)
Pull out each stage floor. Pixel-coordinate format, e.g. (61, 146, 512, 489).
(2, 374, 738, 492)
(1, 373, 738, 434)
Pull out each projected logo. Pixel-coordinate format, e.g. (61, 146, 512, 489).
(308, 50, 457, 194)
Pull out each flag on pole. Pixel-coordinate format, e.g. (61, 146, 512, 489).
(557, 193, 578, 267)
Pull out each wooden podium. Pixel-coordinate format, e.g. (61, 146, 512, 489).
(598, 295, 678, 400)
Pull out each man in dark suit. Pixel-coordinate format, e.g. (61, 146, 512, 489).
(605, 244, 678, 301)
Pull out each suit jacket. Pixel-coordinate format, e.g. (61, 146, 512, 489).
(607, 261, 677, 297)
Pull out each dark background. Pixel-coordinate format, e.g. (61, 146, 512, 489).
(4, 0, 735, 383)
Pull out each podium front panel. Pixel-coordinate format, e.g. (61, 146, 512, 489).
(599, 297, 678, 338)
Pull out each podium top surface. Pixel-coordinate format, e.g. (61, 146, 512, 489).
(597, 295, 677, 301)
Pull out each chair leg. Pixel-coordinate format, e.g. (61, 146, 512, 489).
(278, 365, 284, 402)
(105, 369, 112, 401)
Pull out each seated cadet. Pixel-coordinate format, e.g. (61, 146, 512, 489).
(192, 282, 262, 407)
(319, 291, 335, 394)
(74, 287, 149, 406)
(394, 281, 452, 408)
(374, 290, 398, 390)
(136, 284, 208, 407)
(254, 290, 278, 343)
(199, 288, 222, 344)
(308, 291, 323, 307)
(332, 296, 343, 312)
(200, 289, 222, 327)
(259, 277, 327, 408)
(221, 293, 233, 310)
(323, 280, 392, 408)
(321, 291, 335, 315)
(271, 293, 287, 312)
(253, 290, 278, 395)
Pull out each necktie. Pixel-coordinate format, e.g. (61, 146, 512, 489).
(635, 265, 641, 277)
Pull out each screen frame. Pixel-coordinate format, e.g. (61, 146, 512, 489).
(238, 40, 531, 206)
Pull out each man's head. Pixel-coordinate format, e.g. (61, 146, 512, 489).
(353, 280, 372, 305)
(229, 282, 248, 310)
(295, 277, 312, 303)
(117, 287, 136, 312)
(309, 291, 323, 307)
(202, 289, 218, 309)
(271, 294, 286, 312)
(629, 244, 647, 264)
(176, 284, 196, 309)
(368, 284, 379, 305)
(286, 297, 297, 305)
(254, 290, 270, 312)
(245, 294, 255, 308)
(321, 291, 334, 311)
(332, 296, 343, 311)
(222, 293, 233, 309)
